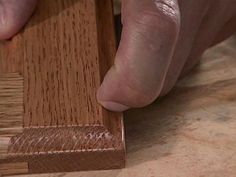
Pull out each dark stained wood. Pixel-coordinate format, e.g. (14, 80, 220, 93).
(0, 0, 125, 175)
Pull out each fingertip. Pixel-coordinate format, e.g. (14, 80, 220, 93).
(99, 100, 130, 112)
(0, 21, 19, 40)
(0, 0, 38, 40)
(97, 86, 129, 112)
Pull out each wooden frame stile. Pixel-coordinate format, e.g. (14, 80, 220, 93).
(0, 0, 125, 175)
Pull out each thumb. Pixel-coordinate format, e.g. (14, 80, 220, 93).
(0, 0, 37, 40)
(97, 0, 180, 112)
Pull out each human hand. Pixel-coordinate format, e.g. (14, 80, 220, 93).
(97, 0, 236, 111)
(1, 0, 236, 112)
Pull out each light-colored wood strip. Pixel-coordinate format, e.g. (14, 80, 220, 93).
(0, 137, 10, 159)
(0, 162, 28, 175)
(0, 37, 23, 74)
(0, 127, 23, 137)
(0, 73, 23, 159)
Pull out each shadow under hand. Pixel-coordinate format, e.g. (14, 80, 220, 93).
(124, 37, 236, 167)
(124, 89, 187, 167)
(124, 77, 236, 167)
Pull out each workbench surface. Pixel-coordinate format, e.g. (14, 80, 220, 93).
(11, 37, 236, 177)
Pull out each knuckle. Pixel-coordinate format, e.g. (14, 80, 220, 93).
(131, 0, 180, 33)
(154, 0, 180, 22)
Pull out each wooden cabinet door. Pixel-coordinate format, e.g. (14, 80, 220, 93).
(0, 0, 125, 175)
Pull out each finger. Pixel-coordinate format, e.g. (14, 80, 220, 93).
(97, 0, 180, 111)
(211, 13, 236, 46)
(161, 0, 236, 96)
(160, 0, 211, 96)
(0, 0, 37, 40)
(181, 1, 235, 77)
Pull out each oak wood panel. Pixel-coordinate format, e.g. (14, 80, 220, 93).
(0, 0, 125, 175)
(13, 36, 236, 177)
(23, 0, 102, 127)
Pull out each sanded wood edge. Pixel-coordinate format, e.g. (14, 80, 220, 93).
(0, 126, 125, 175)
(2, 149, 124, 175)
(8, 126, 123, 154)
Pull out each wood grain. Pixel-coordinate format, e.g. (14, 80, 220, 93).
(0, 73, 23, 160)
(12, 36, 236, 177)
(22, 0, 104, 127)
(0, 163, 28, 176)
(0, 0, 125, 175)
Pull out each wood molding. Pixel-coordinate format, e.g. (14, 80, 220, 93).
(0, 0, 125, 175)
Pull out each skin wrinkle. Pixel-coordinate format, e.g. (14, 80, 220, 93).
(119, 2, 179, 101)
(116, 1, 179, 91)
(114, 22, 177, 100)
(160, 0, 212, 95)
(127, 0, 180, 29)
(154, 0, 179, 20)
